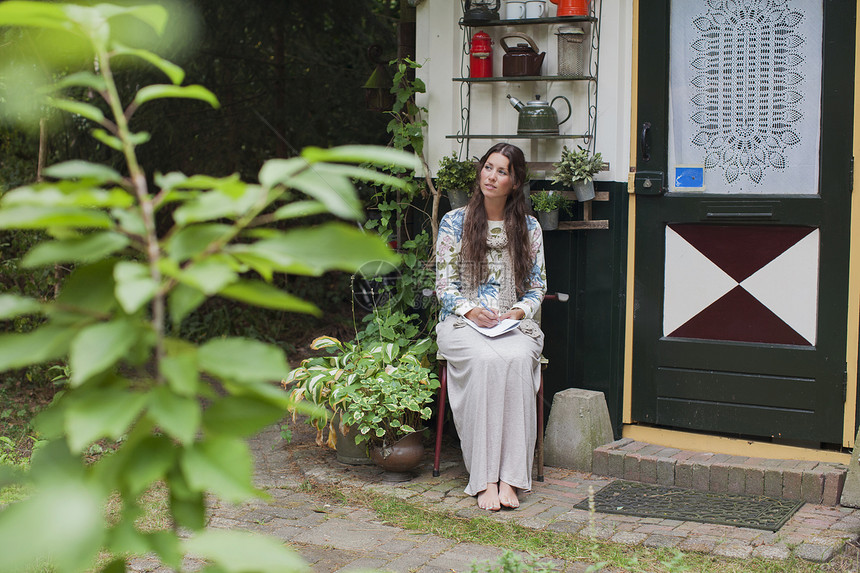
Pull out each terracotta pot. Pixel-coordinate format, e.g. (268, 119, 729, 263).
(369, 431, 425, 472)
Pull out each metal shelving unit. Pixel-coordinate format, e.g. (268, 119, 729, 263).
(450, 4, 608, 230)
(451, 3, 602, 159)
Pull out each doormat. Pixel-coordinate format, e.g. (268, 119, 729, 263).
(573, 480, 804, 532)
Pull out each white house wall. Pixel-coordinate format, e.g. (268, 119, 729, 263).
(416, 1, 633, 185)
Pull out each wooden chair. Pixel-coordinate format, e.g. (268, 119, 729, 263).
(432, 293, 568, 482)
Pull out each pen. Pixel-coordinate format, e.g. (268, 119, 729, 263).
(480, 302, 499, 324)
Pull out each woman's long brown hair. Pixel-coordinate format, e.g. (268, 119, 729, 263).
(461, 143, 532, 295)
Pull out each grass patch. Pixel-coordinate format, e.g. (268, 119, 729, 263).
(310, 484, 833, 573)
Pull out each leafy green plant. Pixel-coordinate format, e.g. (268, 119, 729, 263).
(363, 57, 438, 341)
(285, 331, 438, 449)
(530, 190, 569, 213)
(471, 550, 557, 573)
(436, 153, 476, 198)
(551, 145, 604, 186)
(282, 335, 359, 449)
(339, 336, 438, 446)
(0, 3, 417, 572)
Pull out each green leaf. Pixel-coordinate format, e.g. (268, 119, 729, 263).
(0, 1, 69, 30)
(64, 387, 148, 452)
(165, 223, 232, 262)
(106, 519, 150, 561)
(0, 325, 75, 372)
(121, 435, 177, 496)
(183, 529, 308, 573)
(157, 172, 242, 191)
(167, 283, 206, 326)
(43, 160, 123, 183)
(113, 208, 146, 236)
(134, 84, 220, 108)
(202, 396, 285, 437)
(180, 436, 258, 503)
(257, 157, 308, 188)
(280, 163, 362, 220)
(114, 261, 159, 314)
(382, 343, 399, 364)
(219, 280, 320, 315)
(302, 145, 421, 172)
(69, 319, 140, 386)
(0, 481, 105, 573)
(91, 128, 123, 151)
(316, 163, 416, 192)
(47, 97, 106, 124)
(122, 4, 168, 36)
(270, 200, 329, 220)
(160, 344, 199, 396)
(113, 45, 184, 85)
(0, 294, 41, 320)
(0, 205, 113, 229)
(51, 71, 107, 92)
(229, 251, 274, 282)
(177, 258, 238, 295)
(198, 338, 289, 383)
(54, 260, 118, 320)
(228, 223, 398, 276)
(309, 336, 342, 351)
(3, 185, 134, 209)
(23, 232, 129, 267)
(148, 386, 200, 445)
(173, 184, 266, 225)
(128, 131, 151, 146)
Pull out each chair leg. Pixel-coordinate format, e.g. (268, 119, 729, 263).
(433, 361, 447, 477)
(536, 371, 545, 482)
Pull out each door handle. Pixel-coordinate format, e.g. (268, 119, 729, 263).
(640, 122, 651, 162)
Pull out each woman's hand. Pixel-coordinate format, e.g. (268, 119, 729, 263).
(465, 307, 500, 327)
(500, 308, 526, 321)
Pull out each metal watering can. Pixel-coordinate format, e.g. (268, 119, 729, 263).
(506, 94, 571, 135)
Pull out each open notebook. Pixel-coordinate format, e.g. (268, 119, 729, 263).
(463, 318, 520, 338)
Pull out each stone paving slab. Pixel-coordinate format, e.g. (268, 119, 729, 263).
(129, 424, 860, 571)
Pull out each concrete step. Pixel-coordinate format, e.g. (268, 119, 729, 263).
(591, 438, 848, 506)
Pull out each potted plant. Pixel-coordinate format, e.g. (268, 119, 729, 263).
(436, 153, 476, 209)
(283, 336, 372, 464)
(551, 145, 604, 202)
(340, 336, 438, 472)
(530, 190, 569, 231)
(283, 310, 439, 472)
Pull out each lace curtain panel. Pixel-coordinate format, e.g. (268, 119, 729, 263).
(668, 0, 823, 194)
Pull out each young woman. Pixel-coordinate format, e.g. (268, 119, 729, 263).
(435, 143, 547, 510)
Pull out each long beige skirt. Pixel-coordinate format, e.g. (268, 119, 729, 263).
(436, 315, 544, 496)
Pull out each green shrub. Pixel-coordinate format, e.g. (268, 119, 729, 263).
(0, 3, 418, 572)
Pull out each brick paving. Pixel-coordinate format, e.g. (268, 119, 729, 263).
(129, 425, 860, 572)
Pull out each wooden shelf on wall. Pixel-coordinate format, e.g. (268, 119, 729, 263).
(557, 220, 609, 230)
(554, 190, 610, 231)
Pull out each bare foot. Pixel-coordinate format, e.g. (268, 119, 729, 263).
(477, 483, 500, 511)
(499, 481, 519, 509)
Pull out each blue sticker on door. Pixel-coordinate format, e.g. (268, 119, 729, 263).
(675, 166, 704, 190)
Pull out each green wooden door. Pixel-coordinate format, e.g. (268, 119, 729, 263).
(631, 0, 854, 445)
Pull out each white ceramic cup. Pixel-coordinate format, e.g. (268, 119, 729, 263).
(506, 1, 526, 20)
(525, 0, 545, 18)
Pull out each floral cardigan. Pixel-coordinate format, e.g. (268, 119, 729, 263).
(435, 207, 547, 322)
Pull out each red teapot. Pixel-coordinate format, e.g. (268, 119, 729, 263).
(550, 0, 588, 16)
